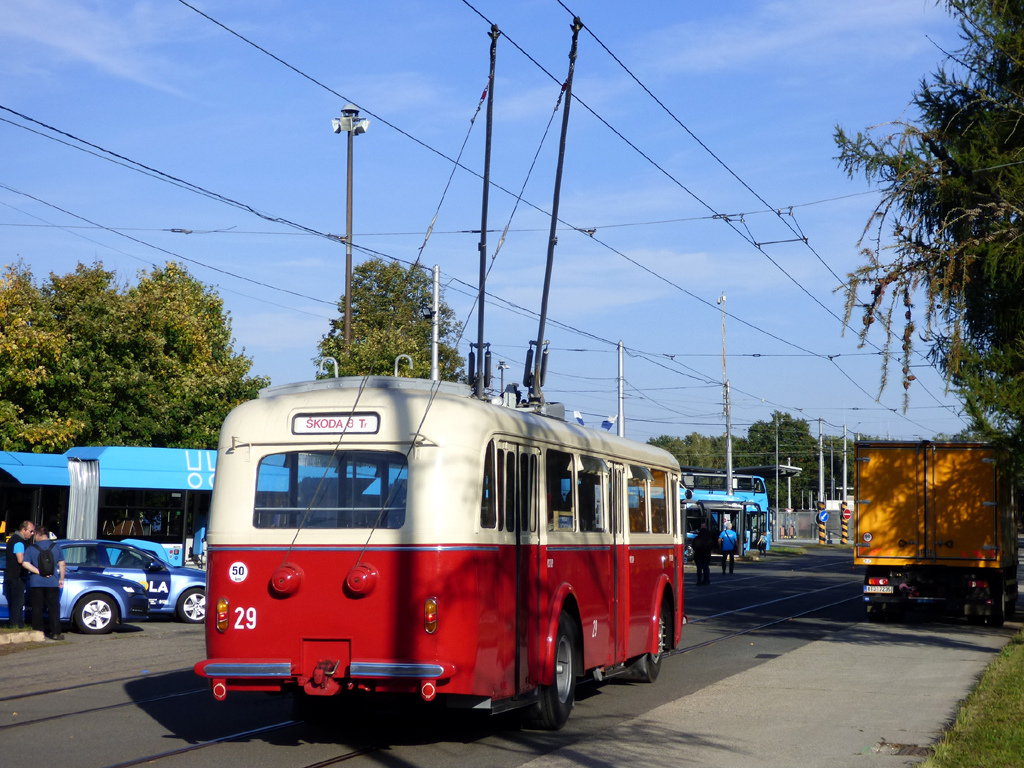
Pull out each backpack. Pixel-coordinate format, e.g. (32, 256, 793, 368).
(31, 542, 56, 577)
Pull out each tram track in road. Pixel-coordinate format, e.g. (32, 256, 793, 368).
(97, 720, 380, 768)
(0, 667, 194, 703)
(0, 687, 206, 732)
(671, 592, 864, 657)
(687, 581, 858, 624)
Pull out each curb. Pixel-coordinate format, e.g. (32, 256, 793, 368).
(0, 630, 46, 645)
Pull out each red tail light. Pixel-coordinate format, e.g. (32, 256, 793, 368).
(968, 580, 988, 589)
(867, 577, 889, 586)
(424, 597, 438, 634)
(216, 597, 230, 632)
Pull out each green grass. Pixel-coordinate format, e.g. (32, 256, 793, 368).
(925, 628, 1024, 768)
(766, 545, 806, 556)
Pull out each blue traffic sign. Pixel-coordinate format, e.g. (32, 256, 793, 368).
(818, 510, 829, 522)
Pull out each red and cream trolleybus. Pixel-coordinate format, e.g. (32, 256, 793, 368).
(194, 376, 684, 729)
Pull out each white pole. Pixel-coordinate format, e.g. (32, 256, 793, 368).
(818, 418, 825, 506)
(430, 265, 440, 381)
(843, 423, 848, 504)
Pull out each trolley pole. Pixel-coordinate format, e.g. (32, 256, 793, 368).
(430, 264, 440, 382)
(617, 340, 625, 437)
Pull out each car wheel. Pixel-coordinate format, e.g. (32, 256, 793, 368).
(74, 594, 118, 634)
(176, 588, 206, 623)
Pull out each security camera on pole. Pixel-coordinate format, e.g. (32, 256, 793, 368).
(332, 104, 370, 343)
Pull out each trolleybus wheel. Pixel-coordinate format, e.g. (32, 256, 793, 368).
(524, 613, 577, 731)
(633, 601, 672, 684)
(176, 588, 206, 623)
(74, 593, 118, 634)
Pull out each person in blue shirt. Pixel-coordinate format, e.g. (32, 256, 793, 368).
(21, 527, 66, 640)
(719, 520, 738, 575)
(4, 520, 35, 628)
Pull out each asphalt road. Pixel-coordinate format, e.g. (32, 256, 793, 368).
(0, 549, 976, 768)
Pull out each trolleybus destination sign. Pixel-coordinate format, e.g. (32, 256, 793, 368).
(291, 412, 380, 435)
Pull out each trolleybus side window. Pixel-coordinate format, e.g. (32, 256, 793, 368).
(628, 465, 652, 533)
(578, 455, 607, 532)
(496, 448, 506, 531)
(518, 452, 532, 532)
(504, 449, 517, 533)
(650, 469, 669, 534)
(546, 449, 575, 532)
(481, 441, 497, 529)
(253, 450, 407, 529)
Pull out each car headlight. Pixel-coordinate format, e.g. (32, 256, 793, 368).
(122, 586, 136, 593)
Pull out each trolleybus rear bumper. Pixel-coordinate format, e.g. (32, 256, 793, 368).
(194, 658, 457, 700)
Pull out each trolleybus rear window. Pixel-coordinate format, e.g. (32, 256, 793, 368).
(253, 451, 408, 529)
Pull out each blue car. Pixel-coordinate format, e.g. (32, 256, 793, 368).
(58, 540, 206, 623)
(1, 544, 150, 634)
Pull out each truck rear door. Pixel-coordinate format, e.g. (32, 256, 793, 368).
(928, 444, 998, 562)
(856, 443, 923, 561)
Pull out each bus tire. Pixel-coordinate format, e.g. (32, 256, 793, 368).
(176, 588, 206, 623)
(74, 593, 118, 634)
(524, 613, 577, 730)
(633, 601, 672, 684)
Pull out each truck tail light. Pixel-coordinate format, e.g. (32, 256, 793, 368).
(867, 577, 889, 586)
(968, 580, 988, 589)
(424, 597, 438, 634)
(216, 598, 230, 632)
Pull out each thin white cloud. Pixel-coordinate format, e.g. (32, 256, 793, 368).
(641, 0, 951, 75)
(0, 0, 193, 93)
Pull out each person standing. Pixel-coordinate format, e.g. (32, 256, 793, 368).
(692, 524, 715, 586)
(719, 519, 739, 575)
(21, 526, 65, 640)
(4, 520, 35, 628)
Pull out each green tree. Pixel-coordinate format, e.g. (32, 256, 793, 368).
(835, 1, 1024, 453)
(0, 261, 267, 451)
(0, 264, 82, 451)
(317, 258, 464, 380)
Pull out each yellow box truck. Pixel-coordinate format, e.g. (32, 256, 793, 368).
(854, 441, 1018, 626)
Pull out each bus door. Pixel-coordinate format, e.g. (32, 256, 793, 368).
(610, 463, 627, 665)
(499, 441, 540, 698)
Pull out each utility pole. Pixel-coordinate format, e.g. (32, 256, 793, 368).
(474, 25, 499, 400)
(718, 293, 733, 494)
(617, 340, 625, 437)
(774, 413, 779, 539)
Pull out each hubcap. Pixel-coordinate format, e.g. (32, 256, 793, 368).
(84, 600, 112, 630)
(184, 593, 206, 621)
(554, 635, 572, 703)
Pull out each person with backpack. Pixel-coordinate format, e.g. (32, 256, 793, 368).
(691, 523, 715, 586)
(4, 520, 35, 628)
(719, 519, 739, 575)
(21, 526, 65, 640)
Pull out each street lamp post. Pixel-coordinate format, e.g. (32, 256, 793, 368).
(332, 104, 370, 343)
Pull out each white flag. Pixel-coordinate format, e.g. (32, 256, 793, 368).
(573, 411, 585, 426)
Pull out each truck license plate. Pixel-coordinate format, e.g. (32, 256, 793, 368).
(864, 585, 894, 594)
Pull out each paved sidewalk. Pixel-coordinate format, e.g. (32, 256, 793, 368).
(521, 618, 1017, 768)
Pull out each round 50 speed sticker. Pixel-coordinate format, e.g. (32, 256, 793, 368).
(229, 562, 248, 583)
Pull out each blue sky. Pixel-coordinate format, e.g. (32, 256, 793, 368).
(0, 1, 968, 444)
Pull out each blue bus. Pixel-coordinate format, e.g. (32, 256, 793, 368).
(679, 469, 771, 556)
(0, 447, 214, 566)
